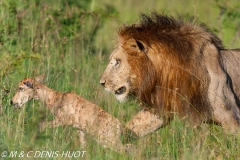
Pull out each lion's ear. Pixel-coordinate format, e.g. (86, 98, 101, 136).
(129, 39, 147, 54)
(136, 40, 145, 51)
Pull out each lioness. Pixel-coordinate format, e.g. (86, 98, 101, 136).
(11, 74, 133, 153)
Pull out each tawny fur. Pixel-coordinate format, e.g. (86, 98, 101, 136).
(11, 74, 133, 153)
(100, 13, 240, 136)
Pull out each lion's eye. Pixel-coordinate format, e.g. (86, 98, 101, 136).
(18, 87, 24, 92)
(115, 59, 121, 66)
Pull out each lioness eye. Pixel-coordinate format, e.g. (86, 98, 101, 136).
(18, 87, 24, 92)
(115, 59, 121, 66)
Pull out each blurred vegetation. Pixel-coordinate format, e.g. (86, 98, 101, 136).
(0, 0, 239, 159)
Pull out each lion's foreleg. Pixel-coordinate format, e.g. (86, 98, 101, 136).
(125, 108, 164, 138)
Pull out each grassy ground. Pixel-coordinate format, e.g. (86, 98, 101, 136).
(0, 0, 240, 159)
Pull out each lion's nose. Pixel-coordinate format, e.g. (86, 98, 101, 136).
(100, 79, 106, 87)
(10, 100, 13, 105)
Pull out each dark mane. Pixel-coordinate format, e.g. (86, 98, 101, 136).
(118, 12, 224, 63)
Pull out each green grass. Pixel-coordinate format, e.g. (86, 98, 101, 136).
(0, 0, 240, 159)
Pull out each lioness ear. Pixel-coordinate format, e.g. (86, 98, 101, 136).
(34, 74, 45, 83)
(130, 39, 147, 54)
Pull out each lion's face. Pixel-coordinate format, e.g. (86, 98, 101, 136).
(100, 38, 156, 102)
(100, 47, 132, 102)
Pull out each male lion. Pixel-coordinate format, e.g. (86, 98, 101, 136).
(100, 13, 240, 137)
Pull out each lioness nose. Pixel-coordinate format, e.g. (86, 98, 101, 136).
(10, 100, 13, 105)
(100, 80, 106, 87)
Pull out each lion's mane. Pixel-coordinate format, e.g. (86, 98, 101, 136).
(118, 13, 227, 123)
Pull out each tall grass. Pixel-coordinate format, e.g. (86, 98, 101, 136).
(0, 0, 240, 159)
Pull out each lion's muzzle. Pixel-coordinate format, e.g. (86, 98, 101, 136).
(100, 79, 106, 88)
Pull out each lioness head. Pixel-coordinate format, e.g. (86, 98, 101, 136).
(100, 38, 156, 103)
(11, 74, 45, 108)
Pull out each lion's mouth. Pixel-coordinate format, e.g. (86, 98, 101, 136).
(115, 86, 126, 95)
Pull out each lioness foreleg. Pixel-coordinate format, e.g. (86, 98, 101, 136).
(77, 130, 87, 148)
(39, 118, 62, 132)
